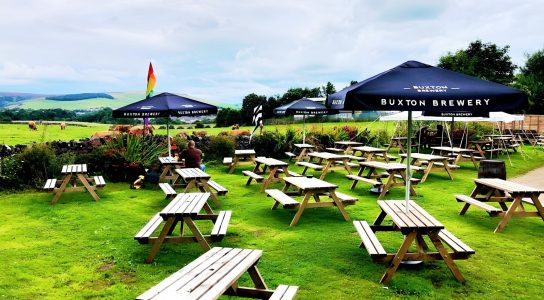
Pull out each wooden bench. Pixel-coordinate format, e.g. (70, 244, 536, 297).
(93, 176, 106, 187)
(438, 229, 475, 257)
(296, 162, 323, 173)
(348, 155, 366, 161)
(285, 152, 296, 160)
(455, 194, 502, 216)
(270, 285, 299, 300)
(276, 169, 302, 177)
(393, 174, 421, 184)
(207, 180, 228, 195)
(333, 192, 358, 205)
(43, 179, 57, 190)
(222, 157, 233, 165)
(353, 220, 387, 259)
(433, 162, 460, 169)
(242, 170, 264, 185)
(265, 189, 300, 208)
(134, 213, 163, 244)
(461, 154, 483, 160)
(158, 183, 177, 199)
(210, 210, 232, 239)
(335, 161, 359, 168)
(346, 174, 382, 187)
(375, 153, 398, 161)
(325, 147, 345, 153)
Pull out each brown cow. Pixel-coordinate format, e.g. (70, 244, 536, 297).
(109, 124, 133, 132)
(226, 130, 250, 136)
(231, 124, 240, 130)
(91, 131, 119, 140)
(60, 122, 66, 130)
(192, 131, 208, 137)
(28, 121, 37, 130)
(128, 125, 154, 136)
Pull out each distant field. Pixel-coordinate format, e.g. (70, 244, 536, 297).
(0, 121, 389, 145)
(5, 92, 238, 110)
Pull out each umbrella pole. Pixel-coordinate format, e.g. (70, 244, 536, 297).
(167, 117, 172, 158)
(303, 115, 306, 144)
(405, 111, 413, 213)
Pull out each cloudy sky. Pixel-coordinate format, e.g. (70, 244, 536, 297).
(0, 0, 542, 103)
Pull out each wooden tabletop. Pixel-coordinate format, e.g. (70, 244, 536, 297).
(335, 141, 363, 146)
(294, 143, 315, 149)
(234, 149, 256, 155)
(431, 146, 473, 153)
(158, 157, 183, 164)
(61, 164, 87, 174)
(400, 153, 448, 161)
(352, 146, 387, 153)
(160, 193, 210, 218)
(308, 152, 350, 160)
(255, 157, 288, 167)
(175, 168, 211, 179)
(283, 176, 337, 190)
(137, 247, 263, 300)
(360, 161, 406, 170)
(475, 178, 544, 194)
(378, 200, 444, 231)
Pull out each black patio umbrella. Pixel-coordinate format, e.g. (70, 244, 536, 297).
(273, 98, 338, 143)
(113, 92, 218, 157)
(326, 60, 527, 211)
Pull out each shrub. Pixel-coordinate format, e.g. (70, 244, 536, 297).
(15, 144, 75, 188)
(251, 131, 290, 158)
(0, 157, 23, 189)
(102, 134, 167, 168)
(203, 136, 235, 161)
(194, 122, 205, 129)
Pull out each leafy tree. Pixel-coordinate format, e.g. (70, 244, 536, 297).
(215, 108, 242, 127)
(240, 93, 267, 125)
(321, 82, 336, 97)
(276, 87, 321, 106)
(350, 80, 358, 86)
(438, 40, 516, 85)
(514, 49, 544, 113)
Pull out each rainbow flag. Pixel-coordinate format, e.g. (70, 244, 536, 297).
(146, 62, 156, 98)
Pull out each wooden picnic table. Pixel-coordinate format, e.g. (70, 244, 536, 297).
(354, 200, 473, 284)
(334, 141, 363, 153)
(44, 164, 105, 204)
(137, 247, 298, 300)
(400, 153, 455, 183)
(386, 137, 417, 153)
(305, 151, 353, 180)
(348, 161, 416, 200)
(293, 143, 315, 162)
(135, 192, 231, 263)
(250, 157, 291, 192)
(227, 149, 257, 174)
(158, 156, 185, 183)
(456, 178, 544, 233)
(275, 177, 354, 226)
(431, 146, 479, 168)
(352, 146, 390, 162)
(174, 168, 222, 207)
(468, 140, 492, 158)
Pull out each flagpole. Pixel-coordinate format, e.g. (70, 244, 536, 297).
(405, 111, 412, 213)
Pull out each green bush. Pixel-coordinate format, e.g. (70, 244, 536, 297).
(0, 157, 23, 189)
(15, 144, 75, 188)
(194, 122, 205, 129)
(252, 131, 290, 158)
(204, 136, 235, 161)
(102, 135, 167, 168)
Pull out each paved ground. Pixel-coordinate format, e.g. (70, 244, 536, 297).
(511, 165, 544, 201)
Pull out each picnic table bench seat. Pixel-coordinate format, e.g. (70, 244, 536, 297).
(333, 192, 358, 205)
(134, 213, 163, 244)
(325, 147, 345, 153)
(375, 153, 398, 161)
(353, 220, 387, 259)
(242, 170, 264, 185)
(432, 162, 460, 169)
(276, 168, 302, 177)
(462, 154, 484, 160)
(285, 152, 296, 161)
(210, 210, 232, 239)
(348, 155, 366, 161)
(455, 194, 502, 216)
(158, 183, 177, 199)
(222, 157, 233, 165)
(265, 189, 300, 208)
(269, 285, 299, 300)
(208, 180, 228, 195)
(346, 174, 383, 187)
(438, 229, 475, 257)
(43, 179, 57, 190)
(296, 161, 323, 170)
(93, 176, 106, 187)
(335, 161, 359, 168)
(392, 174, 421, 184)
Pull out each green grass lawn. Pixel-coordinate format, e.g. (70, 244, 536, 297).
(1, 147, 544, 299)
(1, 121, 390, 145)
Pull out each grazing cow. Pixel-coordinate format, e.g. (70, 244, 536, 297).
(109, 124, 133, 132)
(91, 131, 119, 141)
(60, 122, 66, 130)
(231, 124, 240, 130)
(128, 125, 154, 136)
(28, 121, 37, 130)
(192, 130, 208, 137)
(228, 130, 250, 136)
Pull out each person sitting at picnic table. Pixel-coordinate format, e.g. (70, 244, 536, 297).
(180, 140, 205, 170)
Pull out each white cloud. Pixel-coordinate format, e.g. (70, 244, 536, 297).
(0, 0, 542, 102)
